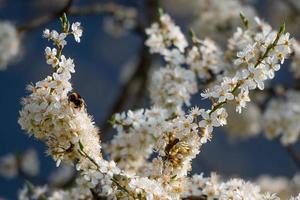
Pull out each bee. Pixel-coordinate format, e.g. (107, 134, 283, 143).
(65, 142, 75, 153)
(164, 138, 180, 155)
(68, 92, 85, 109)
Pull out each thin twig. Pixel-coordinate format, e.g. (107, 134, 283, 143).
(17, 0, 74, 33)
(16, 1, 141, 34)
(78, 147, 135, 199)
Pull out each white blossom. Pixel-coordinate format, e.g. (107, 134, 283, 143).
(263, 90, 300, 145)
(45, 47, 59, 67)
(0, 21, 20, 70)
(15, 11, 296, 200)
(0, 153, 18, 179)
(145, 13, 188, 55)
(186, 38, 225, 81)
(190, 0, 256, 43)
(149, 66, 197, 113)
(71, 22, 83, 43)
(182, 173, 277, 200)
(20, 149, 40, 177)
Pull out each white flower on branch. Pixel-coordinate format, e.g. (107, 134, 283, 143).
(0, 153, 17, 179)
(0, 149, 39, 179)
(149, 66, 197, 113)
(263, 90, 300, 145)
(71, 22, 82, 43)
(106, 107, 170, 172)
(183, 173, 281, 200)
(186, 38, 225, 81)
(43, 29, 67, 48)
(145, 13, 188, 55)
(290, 194, 300, 200)
(190, 0, 256, 43)
(45, 47, 59, 67)
(16, 10, 295, 200)
(19, 18, 180, 200)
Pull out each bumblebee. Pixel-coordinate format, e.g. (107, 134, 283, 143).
(68, 92, 85, 109)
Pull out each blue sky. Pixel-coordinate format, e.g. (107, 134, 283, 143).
(0, 0, 298, 199)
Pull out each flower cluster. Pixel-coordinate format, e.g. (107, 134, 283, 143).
(0, 149, 39, 179)
(145, 12, 199, 113)
(18, 17, 122, 198)
(18, 27, 95, 165)
(226, 17, 289, 70)
(191, 0, 256, 43)
(199, 17, 291, 143)
(17, 10, 298, 200)
(106, 107, 170, 172)
(149, 66, 197, 113)
(290, 194, 300, 200)
(186, 38, 225, 81)
(0, 21, 20, 70)
(149, 110, 201, 178)
(183, 173, 280, 200)
(263, 90, 300, 145)
(145, 12, 188, 55)
(257, 173, 300, 199)
(17, 17, 186, 200)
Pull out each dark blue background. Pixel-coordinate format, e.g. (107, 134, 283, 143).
(0, 0, 298, 199)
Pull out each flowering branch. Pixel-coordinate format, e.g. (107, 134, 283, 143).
(208, 23, 286, 116)
(15, 4, 299, 200)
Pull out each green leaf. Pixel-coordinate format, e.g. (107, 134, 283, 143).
(158, 8, 164, 17)
(59, 13, 70, 33)
(239, 12, 249, 28)
(279, 22, 286, 35)
(189, 28, 198, 44)
(108, 114, 116, 125)
(79, 140, 84, 151)
(25, 180, 34, 193)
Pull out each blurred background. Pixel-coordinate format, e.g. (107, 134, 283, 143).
(0, 0, 299, 199)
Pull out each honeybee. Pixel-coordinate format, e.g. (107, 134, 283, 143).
(68, 92, 85, 109)
(164, 138, 180, 155)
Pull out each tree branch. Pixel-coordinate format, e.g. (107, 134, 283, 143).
(17, 0, 74, 33)
(16, 1, 141, 34)
(100, 0, 160, 134)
